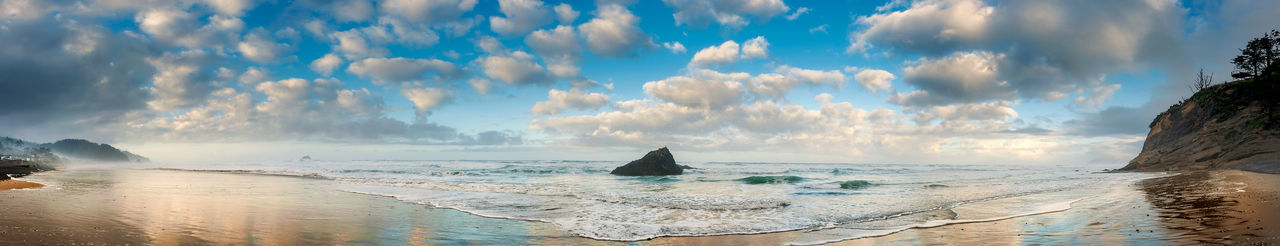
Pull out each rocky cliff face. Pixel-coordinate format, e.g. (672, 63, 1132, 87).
(1122, 79, 1280, 173)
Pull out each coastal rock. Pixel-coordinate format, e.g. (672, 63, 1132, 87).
(1122, 78, 1280, 173)
(610, 147, 686, 176)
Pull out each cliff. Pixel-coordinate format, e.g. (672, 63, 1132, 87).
(1122, 76, 1280, 173)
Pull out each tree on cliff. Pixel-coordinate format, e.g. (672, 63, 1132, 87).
(1231, 29, 1280, 79)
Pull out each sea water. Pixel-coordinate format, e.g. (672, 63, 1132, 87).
(139, 160, 1159, 242)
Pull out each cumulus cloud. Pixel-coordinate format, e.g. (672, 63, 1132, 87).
(662, 0, 790, 29)
(643, 75, 744, 109)
(910, 101, 1017, 125)
(689, 40, 740, 67)
(310, 53, 343, 76)
(889, 51, 1010, 106)
(134, 78, 493, 144)
(847, 0, 992, 54)
(662, 41, 686, 54)
(490, 0, 554, 36)
(329, 28, 389, 59)
(147, 50, 215, 111)
(524, 25, 582, 78)
(347, 57, 463, 84)
(553, 3, 579, 24)
(578, 4, 656, 58)
(135, 9, 244, 48)
(688, 36, 770, 67)
(238, 67, 272, 88)
(238, 29, 293, 63)
(850, 0, 1185, 106)
(740, 36, 769, 58)
(331, 0, 374, 22)
(401, 87, 451, 118)
(530, 89, 610, 115)
(1073, 84, 1122, 109)
(851, 68, 895, 94)
(475, 51, 553, 86)
(203, 0, 256, 16)
(379, 0, 477, 24)
(747, 66, 846, 99)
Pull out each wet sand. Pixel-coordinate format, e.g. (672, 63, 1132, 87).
(2, 168, 1276, 245)
(0, 179, 44, 190)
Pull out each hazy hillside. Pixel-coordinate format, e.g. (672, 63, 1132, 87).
(1, 137, 148, 163)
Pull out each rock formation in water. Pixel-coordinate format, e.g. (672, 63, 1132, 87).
(1122, 76, 1280, 174)
(610, 147, 687, 176)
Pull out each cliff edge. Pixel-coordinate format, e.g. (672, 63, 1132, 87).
(1122, 76, 1280, 173)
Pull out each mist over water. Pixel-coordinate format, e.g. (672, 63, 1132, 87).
(133, 160, 1158, 241)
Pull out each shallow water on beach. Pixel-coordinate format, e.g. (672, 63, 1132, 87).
(122, 160, 1159, 241)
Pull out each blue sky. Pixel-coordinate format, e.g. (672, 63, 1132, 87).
(1, 0, 1277, 164)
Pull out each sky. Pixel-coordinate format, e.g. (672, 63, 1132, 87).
(1, 0, 1278, 164)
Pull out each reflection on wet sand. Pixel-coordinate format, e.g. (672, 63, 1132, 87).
(1137, 170, 1280, 245)
(0, 169, 596, 245)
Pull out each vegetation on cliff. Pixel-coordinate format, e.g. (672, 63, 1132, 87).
(1125, 29, 1280, 173)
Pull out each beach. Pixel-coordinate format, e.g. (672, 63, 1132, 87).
(1, 167, 1277, 245)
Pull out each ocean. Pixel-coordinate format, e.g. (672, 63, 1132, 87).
(135, 160, 1160, 243)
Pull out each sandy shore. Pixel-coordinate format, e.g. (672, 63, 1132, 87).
(0, 179, 44, 190)
(1, 168, 1276, 245)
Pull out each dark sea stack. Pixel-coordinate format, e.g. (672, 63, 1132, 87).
(610, 147, 686, 176)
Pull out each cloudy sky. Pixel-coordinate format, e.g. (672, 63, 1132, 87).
(1, 0, 1277, 164)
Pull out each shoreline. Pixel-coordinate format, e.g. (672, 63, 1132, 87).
(2, 168, 1276, 245)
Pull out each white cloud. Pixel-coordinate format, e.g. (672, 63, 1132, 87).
(525, 25, 582, 78)
(380, 0, 477, 24)
(238, 67, 271, 88)
(136, 9, 243, 48)
(784, 7, 809, 20)
(553, 3, 579, 24)
(643, 76, 743, 109)
(490, 0, 554, 36)
(333, 0, 374, 22)
(237, 29, 292, 63)
(741, 36, 769, 58)
(329, 28, 388, 59)
(747, 66, 846, 99)
(1074, 84, 1122, 109)
(578, 4, 656, 58)
(203, 0, 255, 16)
(688, 36, 768, 67)
(146, 51, 213, 111)
(850, 0, 1186, 106)
(476, 51, 553, 86)
(852, 68, 895, 94)
(662, 0, 790, 29)
(378, 16, 441, 47)
(689, 40, 740, 67)
(847, 0, 993, 54)
(890, 51, 1010, 106)
(401, 87, 451, 118)
(310, 53, 343, 76)
(347, 57, 462, 84)
(531, 89, 610, 115)
(911, 101, 1017, 125)
(662, 41, 686, 54)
